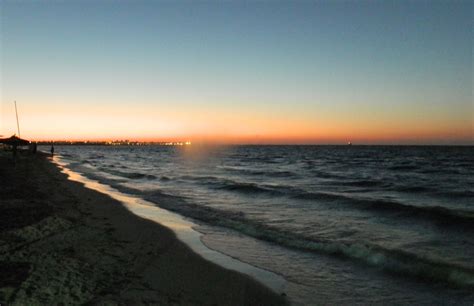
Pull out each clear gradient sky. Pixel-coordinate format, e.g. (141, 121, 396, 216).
(1, 1, 472, 144)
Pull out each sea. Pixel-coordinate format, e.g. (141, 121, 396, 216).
(49, 145, 474, 305)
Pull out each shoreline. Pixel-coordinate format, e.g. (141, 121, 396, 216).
(53, 155, 287, 295)
(0, 151, 287, 305)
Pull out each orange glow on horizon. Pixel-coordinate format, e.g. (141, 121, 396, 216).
(1, 101, 472, 145)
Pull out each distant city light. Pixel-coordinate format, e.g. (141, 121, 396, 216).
(35, 140, 193, 146)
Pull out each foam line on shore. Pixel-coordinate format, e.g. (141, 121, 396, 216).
(53, 156, 287, 295)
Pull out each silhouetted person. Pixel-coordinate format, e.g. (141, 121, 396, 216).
(51, 144, 54, 157)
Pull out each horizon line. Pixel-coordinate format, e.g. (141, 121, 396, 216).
(29, 140, 474, 146)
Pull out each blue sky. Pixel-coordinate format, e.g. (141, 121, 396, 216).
(1, 1, 472, 143)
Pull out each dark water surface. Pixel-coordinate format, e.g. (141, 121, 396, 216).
(52, 145, 474, 305)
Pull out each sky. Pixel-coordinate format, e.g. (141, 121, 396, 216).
(1, 0, 472, 144)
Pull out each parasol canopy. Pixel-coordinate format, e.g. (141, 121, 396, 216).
(0, 135, 30, 146)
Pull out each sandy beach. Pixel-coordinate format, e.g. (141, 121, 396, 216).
(0, 150, 287, 305)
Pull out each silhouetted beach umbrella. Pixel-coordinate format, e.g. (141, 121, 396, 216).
(0, 135, 30, 146)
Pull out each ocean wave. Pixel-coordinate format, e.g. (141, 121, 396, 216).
(389, 185, 474, 198)
(67, 165, 128, 187)
(219, 166, 296, 178)
(141, 190, 474, 288)
(388, 165, 419, 171)
(183, 175, 474, 228)
(87, 154, 105, 160)
(67, 156, 474, 287)
(338, 180, 388, 188)
(179, 175, 222, 181)
(435, 190, 474, 199)
(293, 191, 474, 228)
(180, 175, 289, 196)
(75, 158, 473, 229)
(310, 171, 347, 180)
(58, 153, 74, 158)
(215, 181, 282, 195)
(363, 201, 474, 228)
(97, 167, 157, 180)
(391, 185, 431, 193)
(292, 191, 345, 202)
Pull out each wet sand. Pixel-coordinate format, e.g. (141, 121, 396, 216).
(0, 151, 286, 305)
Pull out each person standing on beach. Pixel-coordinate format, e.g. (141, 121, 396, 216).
(50, 144, 54, 156)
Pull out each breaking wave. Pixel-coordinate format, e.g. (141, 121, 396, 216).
(140, 189, 474, 288)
